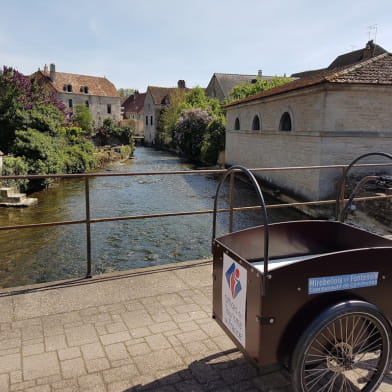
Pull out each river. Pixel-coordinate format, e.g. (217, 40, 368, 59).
(0, 146, 308, 288)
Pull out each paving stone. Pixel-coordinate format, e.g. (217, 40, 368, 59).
(135, 348, 184, 375)
(85, 357, 111, 373)
(22, 325, 43, 341)
(81, 342, 105, 360)
(0, 352, 21, 373)
(22, 342, 45, 356)
(61, 357, 87, 378)
(65, 324, 98, 347)
(100, 331, 131, 345)
(102, 364, 139, 383)
(174, 304, 201, 314)
(58, 347, 82, 361)
(9, 380, 36, 390)
(148, 320, 177, 334)
(1, 338, 21, 350)
(0, 374, 9, 391)
(122, 310, 153, 329)
(25, 384, 51, 392)
(10, 370, 22, 384)
(105, 322, 127, 333)
(176, 330, 209, 344)
(145, 333, 171, 350)
(178, 320, 199, 332)
(127, 342, 151, 356)
(130, 327, 151, 338)
(43, 324, 65, 337)
(45, 334, 67, 351)
(105, 342, 129, 361)
(78, 372, 105, 389)
(23, 351, 60, 380)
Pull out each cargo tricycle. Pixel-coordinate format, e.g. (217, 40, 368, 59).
(212, 153, 392, 392)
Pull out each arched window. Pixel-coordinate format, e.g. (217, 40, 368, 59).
(252, 115, 261, 131)
(279, 112, 292, 131)
(234, 118, 240, 130)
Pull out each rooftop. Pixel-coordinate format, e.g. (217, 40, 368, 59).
(227, 53, 392, 107)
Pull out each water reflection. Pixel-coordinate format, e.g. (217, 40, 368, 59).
(0, 147, 307, 288)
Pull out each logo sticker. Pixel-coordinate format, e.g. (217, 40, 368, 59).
(225, 262, 242, 299)
(222, 253, 247, 347)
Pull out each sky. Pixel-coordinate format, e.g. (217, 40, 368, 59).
(1, 0, 392, 92)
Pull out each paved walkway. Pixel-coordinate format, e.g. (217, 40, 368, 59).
(0, 260, 391, 392)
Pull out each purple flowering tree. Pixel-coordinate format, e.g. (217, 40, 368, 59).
(0, 66, 67, 152)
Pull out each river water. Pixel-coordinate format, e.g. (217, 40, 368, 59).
(0, 146, 307, 288)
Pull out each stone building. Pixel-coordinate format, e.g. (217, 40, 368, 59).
(33, 64, 121, 126)
(205, 72, 276, 101)
(121, 91, 146, 137)
(144, 81, 188, 145)
(225, 52, 392, 201)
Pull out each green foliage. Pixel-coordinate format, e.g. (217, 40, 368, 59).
(73, 104, 93, 135)
(229, 76, 292, 101)
(158, 89, 187, 147)
(0, 66, 67, 153)
(95, 118, 135, 149)
(117, 88, 135, 97)
(174, 108, 212, 162)
(158, 87, 226, 165)
(1, 156, 29, 191)
(200, 116, 226, 166)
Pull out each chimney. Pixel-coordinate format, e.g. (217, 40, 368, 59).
(258, 69, 263, 77)
(49, 63, 56, 82)
(44, 64, 48, 73)
(363, 40, 375, 60)
(177, 80, 186, 89)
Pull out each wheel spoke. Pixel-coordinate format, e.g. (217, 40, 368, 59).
(294, 307, 390, 392)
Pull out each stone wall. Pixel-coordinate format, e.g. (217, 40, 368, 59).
(143, 91, 156, 145)
(225, 84, 392, 201)
(58, 92, 121, 127)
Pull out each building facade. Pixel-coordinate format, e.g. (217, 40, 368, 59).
(205, 72, 276, 101)
(225, 53, 392, 201)
(144, 81, 188, 145)
(33, 64, 121, 127)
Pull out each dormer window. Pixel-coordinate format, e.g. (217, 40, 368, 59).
(84, 86, 89, 94)
(66, 84, 72, 92)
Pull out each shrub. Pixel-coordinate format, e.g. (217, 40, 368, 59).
(200, 116, 226, 165)
(174, 108, 212, 163)
(1, 156, 29, 191)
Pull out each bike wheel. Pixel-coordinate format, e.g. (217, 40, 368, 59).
(291, 300, 391, 392)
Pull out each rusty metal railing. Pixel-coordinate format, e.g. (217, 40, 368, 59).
(1, 161, 392, 279)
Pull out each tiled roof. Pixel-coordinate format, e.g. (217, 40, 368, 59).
(328, 42, 387, 69)
(122, 92, 146, 114)
(211, 73, 275, 98)
(291, 40, 388, 78)
(227, 53, 392, 107)
(148, 86, 189, 105)
(40, 70, 119, 97)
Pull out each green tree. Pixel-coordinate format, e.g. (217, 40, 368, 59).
(74, 104, 93, 135)
(117, 88, 135, 97)
(200, 116, 226, 165)
(0, 66, 67, 152)
(229, 76, 292, 101)
(174, 108, 212, 162)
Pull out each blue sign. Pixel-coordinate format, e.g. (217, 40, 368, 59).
(308, 272, 379, 295)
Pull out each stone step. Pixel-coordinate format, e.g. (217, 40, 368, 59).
(0, 187, 37, 207)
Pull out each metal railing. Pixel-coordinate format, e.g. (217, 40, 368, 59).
(1, 161, 392, 279)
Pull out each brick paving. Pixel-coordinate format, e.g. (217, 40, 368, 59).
(0, 260, 391, 392)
